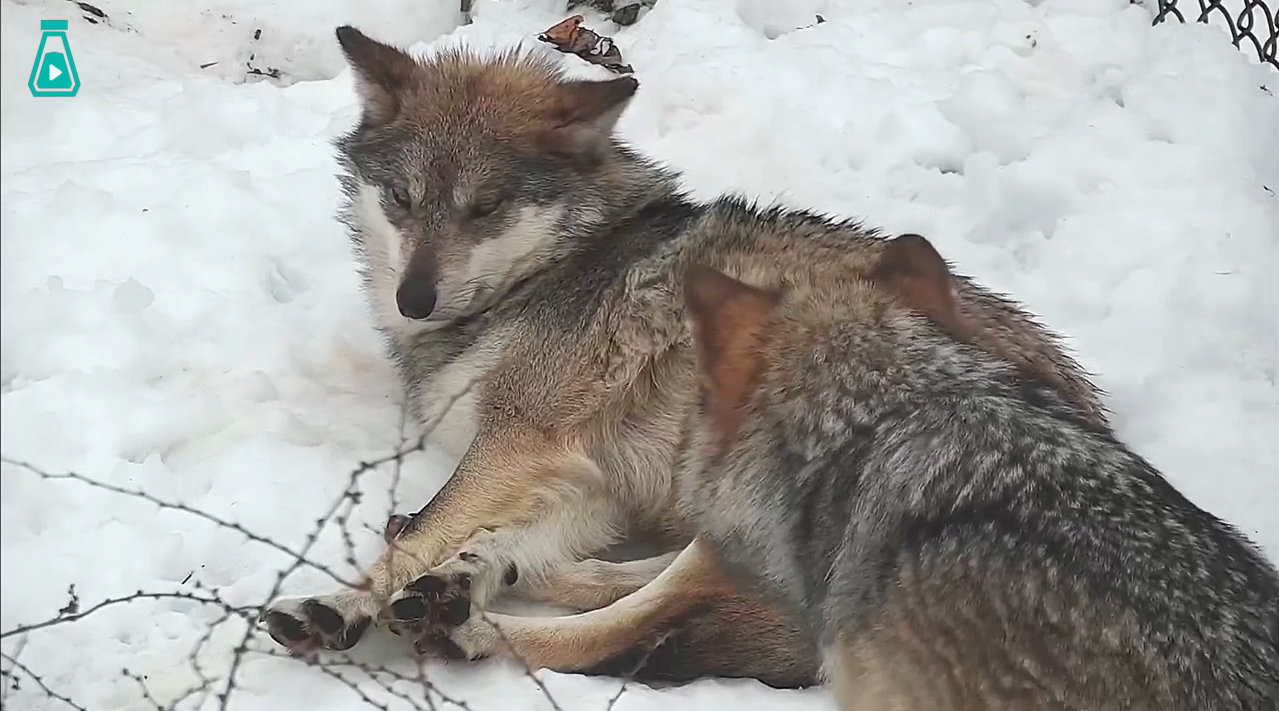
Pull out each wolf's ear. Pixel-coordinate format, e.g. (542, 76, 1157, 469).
(336, 26, 418, 126)
(684, 265, 780, 447)
(542, 76, 639, 159)
(870, 233, 968, 337)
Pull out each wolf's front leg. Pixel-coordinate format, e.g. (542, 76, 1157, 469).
(261, 425, 622, 653)
(381, 507, 625, 643)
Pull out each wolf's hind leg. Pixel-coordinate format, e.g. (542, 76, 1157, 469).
(417, 537, 820, 687)
(821, 554, 1187, 711)
(510, 552, 680, 611)
(418, 538, 722, 665)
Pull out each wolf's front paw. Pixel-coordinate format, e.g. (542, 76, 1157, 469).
(386, 534, 512, 633)
(388, 567, 501, 662)
(386, 569, 474, 633)
(260, 593, 373, 654)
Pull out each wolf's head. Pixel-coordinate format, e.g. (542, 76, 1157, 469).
(332, 26, 656, 337)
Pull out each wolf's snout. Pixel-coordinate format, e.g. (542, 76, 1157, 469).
(396, 278, 437, 320)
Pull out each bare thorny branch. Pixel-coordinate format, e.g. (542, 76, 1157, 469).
(2, 652, 89, 711)
(0, 374, 640, 711)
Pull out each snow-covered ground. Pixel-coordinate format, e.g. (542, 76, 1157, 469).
(2, 0, 1276, 709)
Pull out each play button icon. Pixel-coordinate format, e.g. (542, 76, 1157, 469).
(36, 52, 73, 91)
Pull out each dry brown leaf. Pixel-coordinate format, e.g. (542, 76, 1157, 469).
(537, 15, 634, 75)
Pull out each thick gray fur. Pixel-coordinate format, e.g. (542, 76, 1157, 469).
(682, 282, 1279, 709)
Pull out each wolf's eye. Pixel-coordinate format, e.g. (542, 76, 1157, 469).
(389, 186, 412, 210)
(468, 196, 505, 219)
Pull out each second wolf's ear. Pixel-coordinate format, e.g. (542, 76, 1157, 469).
(870, 233, 967, 337)
(541, 76, 639, 159)
(684, 265, 780, 447)
(336, 26, 418, 126)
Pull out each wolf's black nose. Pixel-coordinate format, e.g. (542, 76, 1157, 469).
(396, 279, 437, 320)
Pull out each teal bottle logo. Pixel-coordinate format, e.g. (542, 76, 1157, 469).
(29, 20, 80, 97)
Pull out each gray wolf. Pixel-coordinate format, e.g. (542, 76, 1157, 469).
(673, 238, 1279, 709)
(260, 26, 1115, 687)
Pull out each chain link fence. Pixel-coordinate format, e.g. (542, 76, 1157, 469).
(1149, 0, 1279, 70)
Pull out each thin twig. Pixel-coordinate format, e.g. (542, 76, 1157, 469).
(1, 652, 88, 711)
(0, 634, 30, 706)
(390, 395, 411, 515)
(1, 590, 250, 640)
